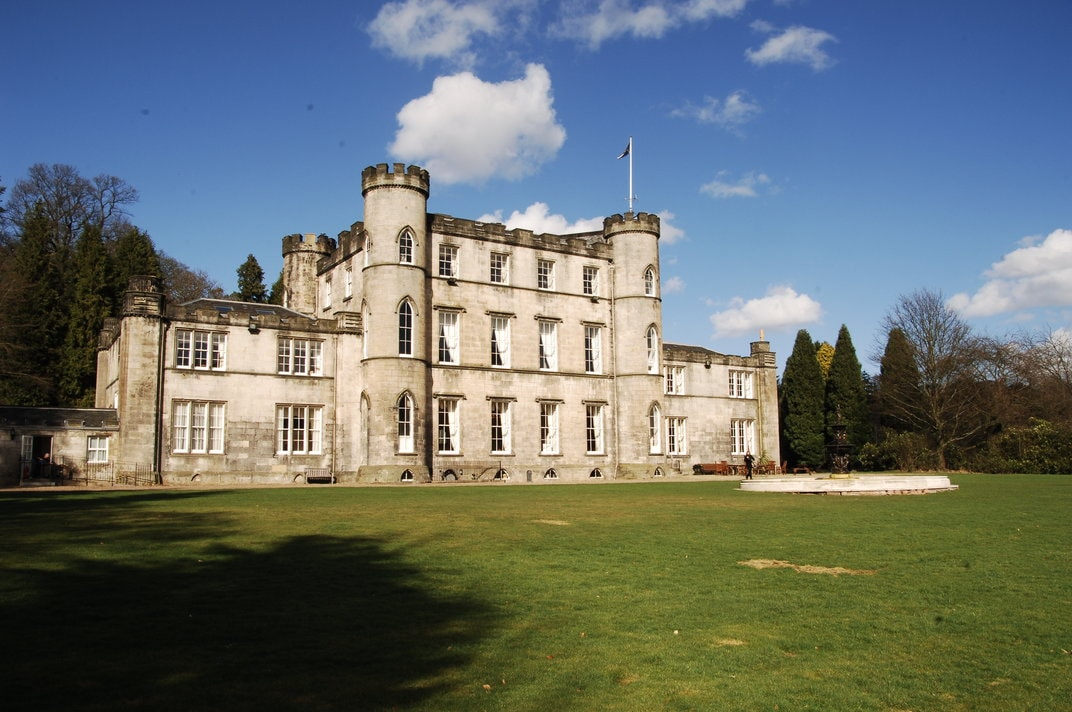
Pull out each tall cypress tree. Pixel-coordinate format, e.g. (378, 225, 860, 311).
(60, 225, 111, 406)
(825, 325, 870, 450)
(878, 327, 922, 434)
(780, 329, 826, 468)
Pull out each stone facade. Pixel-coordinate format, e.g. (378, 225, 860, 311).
(90, 162, 779, 485)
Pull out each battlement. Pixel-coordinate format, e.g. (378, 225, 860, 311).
(282, 232, 335, 256)
(431, 214, 610, 258)
(603, 212, 660, 239)
(361, 163, 430, 197)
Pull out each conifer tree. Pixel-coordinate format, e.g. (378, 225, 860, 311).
(878, 327, 922, 434)
(60, 225, 111, 405)
(825, 324, 870, 450)
(236, 254, 267, 303)
(110, 226, 160, 308)
(268, 270, 285, 305)
(780, 329, 826, 468)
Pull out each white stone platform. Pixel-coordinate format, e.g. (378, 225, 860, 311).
(739, 474, 957, 495)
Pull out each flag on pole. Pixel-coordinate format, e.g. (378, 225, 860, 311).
(616, 140, 631, 159)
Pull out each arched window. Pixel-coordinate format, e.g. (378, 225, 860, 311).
(644, 266, 656, 297)
(364, 235, 373, 267)
(589, 468, 603, 478)
(646, 325, 659, 374)
(401, 469, 414, 482)
(397, 393, 414, 453)
(648, 403, 662, 454)
(398, 300, 414, 356)
(654, 467, 664, 478)
(399, 229, 414, 264)
(543, 468, 558, 480)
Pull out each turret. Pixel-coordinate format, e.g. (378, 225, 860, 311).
(282, 233, 334, 315)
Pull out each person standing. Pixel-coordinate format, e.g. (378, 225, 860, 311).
(743, 452, 755, 480)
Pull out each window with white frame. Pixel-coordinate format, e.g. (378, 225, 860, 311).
(175, 330, 227, 371)
(730, 419, 755, 455)
(87, 435, 109, 464)
(276, 404, 323, 455)
(344, 267, 353, 300)
(585, 404, 605, 454)
(667, 417, 688, 455)
(583, 265, 599, 296)
(438, 310, 459, 364)
(646, 326, 659, 374)
(584, 325, 603, 374)
(490, 400, 511, 454)
(644, 266, 656, 297)
(664, 365, 685, 394)
(437, 398, 460, 454)
(491, 315, 511, 367)
(398, 300, 414, 356)
(490, 252, 509, 284)
(538, 320, 558, 371)
(278, 337, 323, 376)
(323, 276, 332, 310)
(537, 259, 555, 290)
(364, 236, 372, 267)
(399, 229, 414, 264)
(439, 244, 458, 278)
(397, 393, 414, 453)
(172, 401, 226, 454)
(540, 402, 560, 455)
(648, 403, 662, 454)
(729, 370, 754, 398)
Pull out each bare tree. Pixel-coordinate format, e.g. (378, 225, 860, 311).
(1014, 328, 1072, 425)
(880, 289, 988, 469)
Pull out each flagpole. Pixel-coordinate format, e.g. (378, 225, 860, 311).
(627, 136, 634, 214)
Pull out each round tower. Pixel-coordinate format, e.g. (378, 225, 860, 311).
(281, 233, 333, 315)
(605, 212, 665, 476)
(358, 163, 432, 482)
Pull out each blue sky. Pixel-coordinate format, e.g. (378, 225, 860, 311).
(4, 0, 1070, 373)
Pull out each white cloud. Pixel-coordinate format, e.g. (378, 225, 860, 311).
(746, 24, 837, 71)
(368, 0, 503, 67)
(477, 202, 604, 233)
(389, 64, 567, 185)
(948, 228, 1072, 317)
(672, 90, 761, 131)
(700, 170, 772, 198)
(554, 0, 750, 49)
(663, 275, 686, 293)
(710, 285, 822, 338)
(658, 210, 685, 244)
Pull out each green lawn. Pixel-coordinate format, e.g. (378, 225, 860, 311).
(1, 476, 1069, 711)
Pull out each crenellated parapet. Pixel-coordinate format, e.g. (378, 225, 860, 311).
(282, 232, 335, 256)
(430, 214, 611, 258)
(361, 163, 430, 197)
(603, 212, 660, 239)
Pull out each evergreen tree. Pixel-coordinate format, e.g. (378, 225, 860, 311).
(110, 226, 160, 308)
(825, 324, 870, 451)
(236, 254, 267, 303)
(268, 269, 285, 305)
(780, 329, 826, 468)
(1, 205, 66, 404)
(60, 225, 111, 405)
(877, 327, 922, 434)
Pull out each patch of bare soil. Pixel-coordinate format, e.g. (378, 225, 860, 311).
(531, 519, 570, 526)
(738, 559, 876, 576)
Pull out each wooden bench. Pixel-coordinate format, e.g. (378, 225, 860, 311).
(792, 467, 812, 475)
(305, 468, 335, 484)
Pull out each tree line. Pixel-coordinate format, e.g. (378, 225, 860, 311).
(0, 164, 279, 407)
(780, 290, 1072, 474)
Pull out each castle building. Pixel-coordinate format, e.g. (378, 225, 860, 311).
(90, 162, 778, 485)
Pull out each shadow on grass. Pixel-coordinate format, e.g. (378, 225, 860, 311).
(1, 494, 496, 711)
